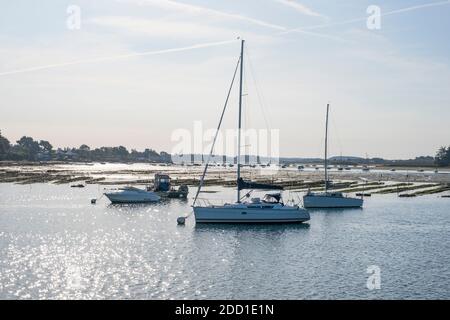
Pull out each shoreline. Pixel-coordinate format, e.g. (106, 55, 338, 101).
(1, 162, 450, 197)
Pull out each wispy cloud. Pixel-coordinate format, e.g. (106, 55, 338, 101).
(118, 0, 286, 30)
(280, 0, 450, 34)
(274, 0, 326, 19)
(118, 0, 345, 41)
(383, 0, 450, 16)
(91, 16, 238, 39)
(0, 39, 237, 77)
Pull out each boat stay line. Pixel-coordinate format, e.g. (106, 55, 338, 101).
(192, 55, 241, 207)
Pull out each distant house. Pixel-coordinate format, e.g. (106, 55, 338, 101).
(55, 148, 79, 161)
(37, 151, 51, 161)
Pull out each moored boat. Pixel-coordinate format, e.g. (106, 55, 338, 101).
(304, 191, 363, 208)
(151, 173, 189, 199)
(194, 194, 309, 223)
(303, 104, 363, 209)
(191, 40, 310, 224)
(104, 186, 160, 204)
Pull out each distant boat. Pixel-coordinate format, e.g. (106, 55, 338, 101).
(192, 40, 310, 224)
(362, 153, 371, 171)
(399, 194, 416, 198)
(356, 193, 371, 197)
(71, 184, 85, 188)
(104, 186, 160, 204)
(303, 104, 363, 209)
(298, 165, 305, 171)
(390, 168, 396, 172)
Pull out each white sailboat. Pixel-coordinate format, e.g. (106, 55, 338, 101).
(303, 104, 363, 209)
(192, 40, 310, 224)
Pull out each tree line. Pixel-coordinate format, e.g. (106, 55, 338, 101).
(0, 130, 171, 163)
(435, 146, 450, 167)
(1, 130, 449, 166)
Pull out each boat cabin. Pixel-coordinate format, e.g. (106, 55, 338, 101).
(154, 173, 171, 192)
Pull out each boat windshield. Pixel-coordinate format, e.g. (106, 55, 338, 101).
(263, 193, 282, 204)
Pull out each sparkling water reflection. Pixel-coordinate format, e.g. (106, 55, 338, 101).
(0, 183, 449, 299)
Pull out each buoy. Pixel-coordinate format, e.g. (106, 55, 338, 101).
(177, 217, 186, 225)
(91, 199, 97, 204)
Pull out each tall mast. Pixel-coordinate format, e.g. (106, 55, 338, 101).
(237, 39, 244, 203)
(324, 103, 330, 193)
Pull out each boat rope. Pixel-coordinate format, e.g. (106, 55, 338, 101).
(192, 56, 241, 207)
(330, 109, 344, 159)
(246, 48, 271, 134)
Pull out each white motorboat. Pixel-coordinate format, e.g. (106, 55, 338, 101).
(303, 104, 363, 209)
(192, 40, 310, 224)
(104, 186, 160, 204)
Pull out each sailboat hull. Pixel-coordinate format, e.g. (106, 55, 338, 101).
(193, 206, 310, 223)
(303, 194, 363, 208)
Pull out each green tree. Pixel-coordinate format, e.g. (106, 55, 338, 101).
(0, 130, 11, 159)
(79, 144, 90, 151)
(435, 146, 450, 167)
(16, 136, 40, 161)
(113, 146, 129, 160)
(77, 144, 91, 160)
(39, 140, 53, 152)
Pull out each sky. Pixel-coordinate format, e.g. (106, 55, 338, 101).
(0, 0, 449, 159)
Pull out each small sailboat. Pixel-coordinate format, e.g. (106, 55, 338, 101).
(303, 104, 363, 209)
(192, 40, 310, 224)
(362, 154, 370, 171)
(104, 186, 160, 204)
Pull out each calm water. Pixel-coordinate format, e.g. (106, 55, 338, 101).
(0, 183, 449, 300)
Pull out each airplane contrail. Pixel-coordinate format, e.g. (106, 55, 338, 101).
(1, 1, 448, 77)
(279, 0, 450, 35)
(0, 39, 238, 77)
